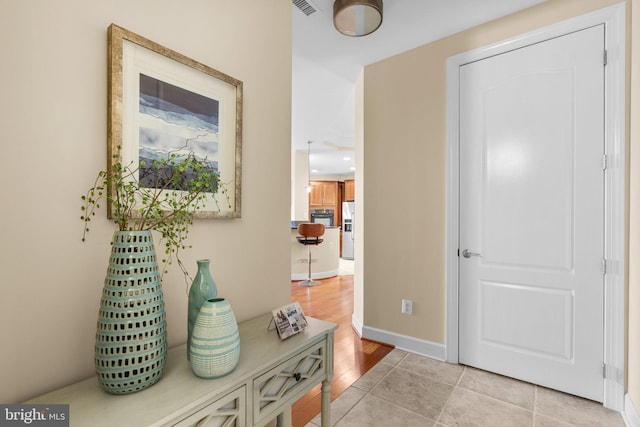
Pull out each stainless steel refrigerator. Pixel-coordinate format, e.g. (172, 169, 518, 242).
(342, 201, 355, 260)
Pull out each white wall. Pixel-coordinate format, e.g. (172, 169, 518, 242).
(0, 0, 292, 403)
(353, 72, 365, 327)
(291, 149, 310, 221)
(627, 0, 640, 412)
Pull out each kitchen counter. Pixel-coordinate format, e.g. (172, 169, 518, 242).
(291, 226, 340, 280)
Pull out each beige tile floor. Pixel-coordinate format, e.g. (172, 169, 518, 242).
(306, 349, 626, 427)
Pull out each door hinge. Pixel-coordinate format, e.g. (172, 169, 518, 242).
(602, 154, 608, 170)
(603, 363, 607, 378)
(602, 258, 607, 275)
(604, 50, 608, 66)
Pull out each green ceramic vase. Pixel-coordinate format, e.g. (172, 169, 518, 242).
(187, 259, 218, 359)
(94, 231, 167, 394)
(189, 298, 240, 379)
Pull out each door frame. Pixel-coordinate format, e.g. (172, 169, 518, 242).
(445, 3, 626, 410)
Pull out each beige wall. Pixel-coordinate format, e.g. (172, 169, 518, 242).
(0, 1, 292, 403)
(362, 0, 636, 400)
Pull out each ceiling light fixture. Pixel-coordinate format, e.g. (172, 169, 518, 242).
(333, 0, 383, 37)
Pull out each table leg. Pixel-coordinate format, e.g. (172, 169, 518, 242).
(320, 378, 331, 427)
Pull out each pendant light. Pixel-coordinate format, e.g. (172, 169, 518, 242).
(333, 0, 383, 37)
(305, 141, 313, 193)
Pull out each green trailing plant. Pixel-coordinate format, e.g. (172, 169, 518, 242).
(81, 142, 229, 283)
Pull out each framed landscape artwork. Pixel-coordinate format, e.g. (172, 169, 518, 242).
(107, 24, 242, 218)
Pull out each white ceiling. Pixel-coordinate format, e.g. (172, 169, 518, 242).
(291, 0, 546, 177)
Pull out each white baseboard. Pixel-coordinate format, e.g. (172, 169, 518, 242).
(351, 314, 363, 337)
(624, 394, 640, 427)
(358, 324, 446, 361)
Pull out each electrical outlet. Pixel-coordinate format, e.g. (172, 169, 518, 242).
(401, 299, 413, 315)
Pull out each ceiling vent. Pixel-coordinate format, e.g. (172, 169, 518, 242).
(293, 0, 319, 16)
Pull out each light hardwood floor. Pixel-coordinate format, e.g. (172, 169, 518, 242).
(291, 274, 393, 427)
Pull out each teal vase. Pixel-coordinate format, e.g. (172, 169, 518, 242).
(94, 231, 167, 394)
(187, 259, 218, 359)
(189, 298, 240, 379)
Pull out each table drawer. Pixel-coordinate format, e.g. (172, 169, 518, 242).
(173, 386, 246, 427)
(253, 340, 326, 424)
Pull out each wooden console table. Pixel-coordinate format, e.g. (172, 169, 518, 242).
(28, 314, 337, 426)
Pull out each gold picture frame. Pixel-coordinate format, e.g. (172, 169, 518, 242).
(107, 24, 242, 218)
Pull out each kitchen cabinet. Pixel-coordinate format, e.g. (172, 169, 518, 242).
(27, 315, 337, 427)
(344, 180, 355, 201)
(309, 181, 338, 208)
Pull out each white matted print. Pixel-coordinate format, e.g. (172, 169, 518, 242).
(272, 302, 308, 340)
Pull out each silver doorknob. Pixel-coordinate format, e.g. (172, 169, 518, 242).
(462, 249, 481, 258)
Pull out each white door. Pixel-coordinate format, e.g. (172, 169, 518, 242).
(459, 25, 605, 401)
